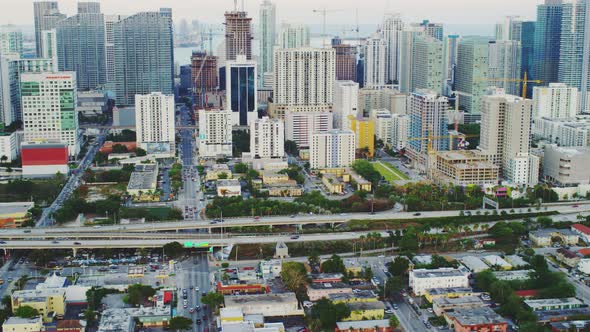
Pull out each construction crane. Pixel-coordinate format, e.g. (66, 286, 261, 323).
(312, 8, 344, 47)
(476, 72, 542, 99)
(406, 133, 480, 153)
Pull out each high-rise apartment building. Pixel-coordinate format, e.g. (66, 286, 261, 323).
(398, 26, 425, 94)
(443, 35, 461, 95)
(40, 29, 57, 71)
(412, 35, 444, 94)
(250, 116, 284, 159)
(224, 10, 252, 61)
(33, 1, 66, 57)
(333, 44, 357, 81)
(198, 109, 233, 158)
(226, 55, 257, 126)
(520, 21, 536, 97)
(455, 37, 491, 121)
(363, 33, 387, 88)
(113, 9, 174, 106)
(488, 40, 522, 96)
(495, 16, 523, 41)
(333, 80, 359, 129)
(285, 110, 333, 149)
(479, 94, 537, 185)
(370, 109, 393, 147)
(532, 83, 579, 119)
(349, 116, 375, 157)
(359, 87, 407, 116)
(310, 130, 356, 169)
(533, 0, 563, 86)
(407, 90, 449, 167)
(273, 48, 335, 109)
(391, 114, 410, 150)
(258, 0, 276, 87)
(278, 23, 310, 49)
(559, 0, 590, 110)
(56, 2, 106, 90)
(21, 72, 78, 156)
(382, 13, 403, 83)
(191, 51, 218, 108)
(135, 93, 175, 156)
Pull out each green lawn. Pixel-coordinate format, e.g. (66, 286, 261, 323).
(373, 161, 410, 182)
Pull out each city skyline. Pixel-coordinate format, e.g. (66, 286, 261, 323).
(5, 0, 540, 28)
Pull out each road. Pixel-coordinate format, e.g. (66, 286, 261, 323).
(177, 105, 205, 221)
(536, 247, 590, 304)
(176, 254, 212, 331)
(38, 130, 106, 227)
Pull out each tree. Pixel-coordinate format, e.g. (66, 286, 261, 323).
(234, 162, 249, 174)
(112, 144, 129, 154)
(383, 276, 404, 298)
(363, 267, 374, 281)
(201, 292, 224, 310)
(126, 284, 155, 306)
(310, 299, 350, 329)
(308, 252, 320, 270)
(285, 140, 299, 156)
(351, 160, 381, 185)
(14, 305, 39, 318)
(168, 316, 193, 331)
(218, 172, 229, 180)
(388, 257, 410, 277)
(321, 254, 346, 274)
(163, 242, 184, 258)
(389, 316, 400, 329)
(135, 148, 147, 156)
(83, 309, 97, 324)
(281, 262, 308, 300)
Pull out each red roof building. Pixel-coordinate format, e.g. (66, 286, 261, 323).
(216, 281, 270, 295)
(515, 290, 538, 298)
(21, 143, 69, 177)
(99, 141, 137, 154)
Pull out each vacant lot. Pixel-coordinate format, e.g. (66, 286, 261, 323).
(373, 161, 409, 182)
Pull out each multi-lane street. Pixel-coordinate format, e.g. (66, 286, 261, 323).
(176, 253, 212, 332)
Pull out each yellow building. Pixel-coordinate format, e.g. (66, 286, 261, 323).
(12, 288, 66, 322)
(0, 202, 34, 228)
(261, 171, 290, 185)
(349, 116, 375, 157)
(344, 301, 386, 321)
(2, 316, 43, 332)
(205, 164, 233, 181)
(349, 171, 372, 192)
(322, 174, 344, 194)
(423, 287, 482, 303)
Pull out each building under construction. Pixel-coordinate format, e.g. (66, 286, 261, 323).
(191, 51, 218, 108)
(224, 10, 252, 61)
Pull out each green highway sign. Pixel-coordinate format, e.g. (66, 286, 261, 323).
(183, 241, 209, 248)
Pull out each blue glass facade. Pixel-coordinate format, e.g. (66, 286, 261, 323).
(230, 66, 255, 126)
(532, 1, 562, 85)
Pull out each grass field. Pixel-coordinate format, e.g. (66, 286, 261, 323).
(373, 161, 410, 182)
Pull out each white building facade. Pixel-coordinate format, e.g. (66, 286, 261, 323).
(198, 109, 233, 158)
(285, 110, 333, 149)
(532, 83, 579, 120)
(135, 92, 175, 156)
(310, 130, 355, 169)
(250, 116, 284, 159)
(333, 80, 359, 129)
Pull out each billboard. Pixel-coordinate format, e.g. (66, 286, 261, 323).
(145, 142, 172, 154)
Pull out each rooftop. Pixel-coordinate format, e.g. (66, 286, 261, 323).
(12, 287, 66, 302)
(345, 301, 386, 311)
(426, 287, 478, 296)
(573, 224, 590, 236)
(217, 179, 241, 187)
(412, 267, 468, 279)
(0, 202, 34, 216)
(493, 270, 534, 280)
(335, 320, 390, 330)
(2, 316, 42, 326)
(224, 292, 298, 306)
(328, 290, 377, 302)
(308, 282, 351, 290)
(432, 296, 484, 307)
(525, 297, 584, 308)
(447, 307, 507, 326)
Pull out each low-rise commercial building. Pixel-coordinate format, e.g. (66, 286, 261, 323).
(98, 306, 171, 332)
(344, 301, 386, 321)
(555, 248, 581, 268)
(424, 287, 482, 303)
(577, 258, 590, 275)
(259, 260, 281, 279)
(460, 256, 489, 273)
(446, 307, 508, 332)
(335, 320, 392, 332)
(543, 145, 590, 187)
(261, 171, 289, 184)
(205, 164, 232, 181)
(329, 290, 378, 304)
(264, 183, 303, 197)
(349, 170, 372, 192)
(529, 229, 579, 247)
(432, 296, 485, 316)
(524, 298, 584, 311)
(217, 179, 241, 197)
(493, 270, 534, 281)
(409, 268, 469, 296)
(224, 293, 304, 317)
(322, 173, 344, 194)
(0, 202, 33, 228)
(1, 317, 43, 332)
(481, 255, 512, 270)
(307, 282, 353, 301)
(572, 224, 590, 244)
(11, 288, 66, 322)
(504, 255, 528, 268)
(126, 163, 159, 201)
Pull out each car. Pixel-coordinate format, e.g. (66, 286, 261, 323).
(189, 307, 194, 313)
(196, 319, 202, 325)
(290, 235, 300, 240)
(385, 309, 394, 314)
(427, 308, 433, 313)
(0, 241, 6, 244)
(253, 216, 260, 220)
(392, 304, 399, 310)
(183, 304, 187, 309)
(52, 240, 59, 244)
(74, 242, 81, 245)
(573, 204, 579, 208)
(202, 292, 207, 297)
(195, 287, 199, 292)
(303, 301, 313, 308)
(413, 213, 421, 216)
(196, 305, 201, 311)
(290, 215, 296, 218)
(203, 315, 208, 321)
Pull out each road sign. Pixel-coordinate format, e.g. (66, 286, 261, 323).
(183, 241, 209, 248)
(482, 196, 499, 210)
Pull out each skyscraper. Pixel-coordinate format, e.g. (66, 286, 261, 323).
(226, 55, 257, 126)
(250, 116, 284, 159)
(224, 10, 252, 61)
(532, 83, 579, 119)
(420, 20, 444, 41)
(407, 90, 449, 167)
(41, 29, 57, 70)
(135, 93, 175, 156)
(455, 37, 491, 121)
(333, 44, 357, 82)
(113, 9, 174, 106)
(310, 130, 356, 169)
(104, 15, 125, 85)
(278, 23, 310, 48)
(412, 35, 444, 94)
(488, 40, 522, 96)
(333, 80, 359, 129)
(382, 13, 403, 83)
(521, 21, 536, 97)
(559, 0, 590, 110)
(258, 0, 276, 87)
(285, 110, 333, 149)
(495, 16, 523, 41)
(363, 33, 387, 88)
(0, 27, 23, 56)
(533, 0, 563, 85)
(56, 2, 106, 90)
(21, 72, 79, 156)
(398, 26, 425, 93)
(443, 35, 461, 95)
(33, 1, 66, 57)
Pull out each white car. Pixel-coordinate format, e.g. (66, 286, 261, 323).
(303, 301, 313, 308)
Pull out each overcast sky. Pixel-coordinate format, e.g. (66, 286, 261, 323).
(5, 0, 541, 27)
